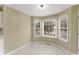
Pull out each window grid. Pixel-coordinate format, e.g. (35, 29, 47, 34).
(34, 20, 57, 38)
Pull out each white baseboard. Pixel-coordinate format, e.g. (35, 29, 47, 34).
(6, 42, 31, 55)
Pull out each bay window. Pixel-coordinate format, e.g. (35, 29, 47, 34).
(34, 19, 57, 38)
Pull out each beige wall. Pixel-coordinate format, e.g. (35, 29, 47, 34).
(3, 6, 31, 54)
(32, 5, 78, 54)
(69, 6, 78, 53)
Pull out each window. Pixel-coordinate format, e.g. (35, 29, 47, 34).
(43, 20, 57, 38)
(34, 20, 41, 36)
(34, 19, 57, 38)
(58, 14, 68, 42)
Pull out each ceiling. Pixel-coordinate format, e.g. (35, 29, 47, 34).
(6, 4, 76, 17)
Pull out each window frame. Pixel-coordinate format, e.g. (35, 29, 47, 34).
(42, 20, 57, 38)
(34, 19, 57, 38)
(34, 20, 42, 37)
(58, 14, 69, 42)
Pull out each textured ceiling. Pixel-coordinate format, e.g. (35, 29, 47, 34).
(6, 4, 75, 17)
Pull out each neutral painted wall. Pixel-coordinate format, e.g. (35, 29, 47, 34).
(70, 6, 78, 53)
(32, 5, 78, 54)
(78, 7, 79, 49)
(3, 6, 31, 54)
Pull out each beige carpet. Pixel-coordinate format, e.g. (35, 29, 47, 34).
(11, 42, 71, 55)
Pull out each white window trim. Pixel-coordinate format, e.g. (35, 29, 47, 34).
(34, 20, 41, 37)
(34, 19, 57, 38)
(58, 14, 69, 42)
(42, 20, 57, 38)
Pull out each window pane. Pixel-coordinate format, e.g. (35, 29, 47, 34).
(49, 22, 56, 36)
(60, 19, 67, 28)
(44, 20, 57, 37)
(36, 29, 40, 35)
(60, 29, 67, 39)
(44, 21, 49, 35)
(34, 21, 41, 36)
(36, 22, 40, 28)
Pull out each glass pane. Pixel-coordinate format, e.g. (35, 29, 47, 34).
(44, 21, 57, 37)
(36, 29, 40, 35)
(44, 21, 49, 35)
(60, 29, 67, 39)
(60, 19, 67, 28)
(49, 23, 56, 36)
(36, 22, 40, 28)
(44, 27, 49, 35)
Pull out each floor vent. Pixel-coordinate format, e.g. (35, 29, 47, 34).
(46, 43, 51, 45)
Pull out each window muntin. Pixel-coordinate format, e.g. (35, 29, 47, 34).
(43, 20, 57, 38)
(34, 21, 41, 36)
(58, 14, 68, 42)
(34, 20, 57, 38)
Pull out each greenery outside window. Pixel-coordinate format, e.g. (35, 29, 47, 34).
(34, 19, 57, 38)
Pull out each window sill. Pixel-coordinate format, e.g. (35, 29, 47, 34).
(34, 35, 57, 38)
